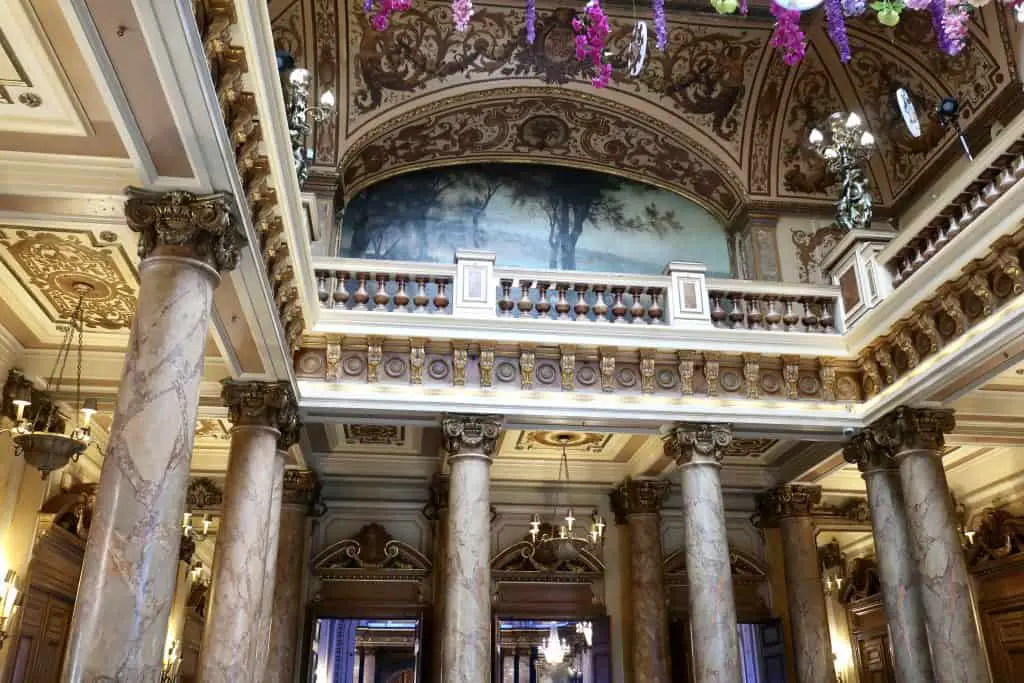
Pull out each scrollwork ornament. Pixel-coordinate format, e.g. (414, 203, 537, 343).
(938, 287, 968, 337)
(860, 355, 882, 398)
(124, 187, 244, 273)
(782, 356, 800, 400)
(873, 345, 896, 384)
(915, 308, 940, 355)
(993, 246, 1024, 295)
(442, 413, 503, 458)
(870, 406, 955, 455)
(367, 338, 383, 384)
(666, 423, 733, 465)
(819, 359, 837, 401)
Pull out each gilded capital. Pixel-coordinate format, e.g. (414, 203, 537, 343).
(282, 468, 320, 508)
(124, 187, 245, 273)
(611, 477, 671, 518)
(842, 431, 896, 473)
(869, 406, 955, 455)
(756, 485, 821, 526)
(441, 413, 503, 459)
(665, 423, 732, 465)
(221, 380, 298, 437)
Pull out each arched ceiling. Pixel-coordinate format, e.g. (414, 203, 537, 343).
(270, 0, 1022, 219)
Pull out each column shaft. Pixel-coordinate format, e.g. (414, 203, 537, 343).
(62, 254, 219, 682)
(198, 424, 279, 681)
(627, 512, 670, 683)
(266, 499, 310, 683)
(897, 450, 989, 683)
(255, 452, 286, 676)
(778, 514, 834, 683)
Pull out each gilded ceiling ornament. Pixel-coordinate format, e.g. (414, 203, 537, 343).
(479, 344, 495, 387)
(560, 346, 576, 392)
(742, 353, 760, 399)
(665, 423, 733, 465)
(409, 341, 426, 384)
(755, 485, 821, 525)
(841, 431, 895, 473)
(441, 413, 503, 458)
(124, 187, 244, 273)
(782, 356, 800, 400)
(639, 349, 656, 394)
(519, 347, 536, 390)
(677, 351, 696, 395)
(611, 477, 670, 517)
(221, 380, 298, 434)
(367, 337, 383, 383)
(599, 348, 616, 392)
(869, 406, 955, 454)
(702, 352, 721, 396)
(452, 344, 468, 386)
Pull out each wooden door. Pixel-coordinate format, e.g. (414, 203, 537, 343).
(981, 606, 1024, 681)
(7, 588, 74, 683)
(854, 634, 894, 683)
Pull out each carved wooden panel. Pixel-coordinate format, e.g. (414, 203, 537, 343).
(846, 596, 895, 683)
(6, 589, 74, 683)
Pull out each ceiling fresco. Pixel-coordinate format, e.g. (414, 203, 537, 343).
(270, 0, 1021, 218)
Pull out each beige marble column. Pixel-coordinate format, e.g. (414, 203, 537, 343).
(869, 407, 990, 683)
(844, 432, 935, 683)
(254, 446, 287, 674)
(440, 414, 502, 683)
(266, 470, 318, 683)
(757, 486, 835, 683)
(62, 189, 243, 682)
(425, 473, 450, 683)
(611, 477, 671, 683)
(665, 425, 740, 683)
(198, 381, 298, 683)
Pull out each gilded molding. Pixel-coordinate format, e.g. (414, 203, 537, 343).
(124, 188, 244, 272)
(221, 380, 298, 440)
(325, 336, 342, 381)
(453, 343, 468, 386)
(441, 413, 503, 458)
(665, 423, 733, 465)
(867, 406, 955, 454)
(560, 345, 576, 391)
(755, 485, 821, 525)
(611, 477, 670, 517)
(599, 348, 616, 393)
(479, 343, 495, 387)
(819, 358, 837, 401)
(519, 347, 535, 390)
(677, 351, 696, 396)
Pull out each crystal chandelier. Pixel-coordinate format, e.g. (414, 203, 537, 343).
(3, 283, 99, 477)
(527, 435, 605, 561)
(540, 623, 569, 665)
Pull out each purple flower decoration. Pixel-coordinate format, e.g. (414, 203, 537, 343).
(825, 0, 851, 62)
(740, 0, 749, 14)
(769, 1, 806, 65)
(653, 0, 668, 51)
(929, 0, 961, 55)
(526, 0, 537, 44)
(364, 0, 374, 12)
(841, 0, 866, 15)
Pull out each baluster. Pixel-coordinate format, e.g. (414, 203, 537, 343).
(412, 276, 429, 314)
(353, 273, 370, 311)
(922, 231, 937, 260)
(709, 293, 727, 327)
(498, 279, 514, 317)
(727, 294, 746, 329)
(591, 285, 609, 322)
(647, 288, 664, 324)
(433, 278, 450, 312)
(800, 297, 819, 332)
(394, 275, 411, 312)
(628, 286, 646, 324)
(764, 296, 782, 331)
(819, 299, 836, 333)
(535, 281, 552, 319)
(554, 282, 572, 321)
(610, 287, 627, 323)
(781, 298, 799, 331)
(317, 271, 329, 307)
(373, 274, 391, 310)
(333, 271, 350, 309)
(517, 279, 535, 318)
(745, 295, 764, 329)
(573, 284, 590, 321)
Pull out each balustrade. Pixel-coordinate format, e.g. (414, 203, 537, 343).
(315, 262, 454, 314)
(705, 281, 839, 333)
(495, 276, 666, 324)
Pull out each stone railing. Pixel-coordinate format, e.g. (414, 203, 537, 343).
(313, 252, 844, 334)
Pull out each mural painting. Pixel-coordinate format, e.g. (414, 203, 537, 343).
(339, 164, 732, 276)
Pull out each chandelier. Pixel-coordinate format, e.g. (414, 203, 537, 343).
(809, 112, 876, 233)
(277, 51, 336, 187)
(3, 283, 99, 477)
(527, 435, 605, 562)
(540, 623, 569, 665)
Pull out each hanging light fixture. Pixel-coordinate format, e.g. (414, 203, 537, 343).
(539, 623, 569, 665)
(527, 435, 605, 561)
(2, 283, 99, 477)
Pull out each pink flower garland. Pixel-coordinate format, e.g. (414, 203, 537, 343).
(769, 1, 806, 65)
(573, 1, 613, 88)
(452, 0, 473, 31)
(940, 0, 969, 54)
(366, 0, 412, 31)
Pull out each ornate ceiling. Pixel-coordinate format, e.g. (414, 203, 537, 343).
(271, 0, 1021, 222)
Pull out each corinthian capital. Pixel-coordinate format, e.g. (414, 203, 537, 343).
(664, 423, 732, 465)
(124, 187, 245, 272)
(441, 413, 502, 459)
(756, 485, 821, 526)
(842, 431, 896, 473)
(868, 406, 955, 454)
(222, 380, 298, 438)
(610, 477, 670, 520)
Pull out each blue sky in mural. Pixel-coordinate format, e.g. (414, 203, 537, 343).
(340, 164, 732, 276)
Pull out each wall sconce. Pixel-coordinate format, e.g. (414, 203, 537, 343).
(809, 112, 876, 233)
(161, 639, 182, 682)
(0, 570, 23, 650)
(819, 537, 847, 597)
(278, 57, 336, 187)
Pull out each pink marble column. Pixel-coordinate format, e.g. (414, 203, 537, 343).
(440, 414, 502, 683)
(757, 486, 835, 683)
(198, 381, 298, 683)
(612, 477, 671, 683)
(62, 189, 243, 682)
(265, 470, 318, 683)
(870, 407, 990, 683)
(666, 425, 740, 683)
(844, 431, 935, 683)
(425, 474, 450, 683)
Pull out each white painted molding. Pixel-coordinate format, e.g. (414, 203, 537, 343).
(0, 152, 137, 196)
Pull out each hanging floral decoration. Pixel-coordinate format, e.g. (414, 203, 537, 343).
(825, 0, 851, 62)
(711, 0, 739, 12)
(842, 0, 867, 14)
(652, 0, 668, 50)
(525, 0, 537, 44)
(769, 2, 807, 65)
(573, 0, 613, 88)
(452, 0, 474, 31)
(366, 0, 412, 31)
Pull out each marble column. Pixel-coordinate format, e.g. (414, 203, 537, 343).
(62, 188, 244, 682)
(440, 413, 502, 683)
(844, 432, 935, 683)
(266, 470, 318, 683)
(198, 381, 298, 683)
(756, 486, 835, 683)
(254, 446, 286, 674)
(425, 473, 450, 683)
(611, 477, 671, 683)
(868, 407, 990, 683)
(665, 424, 740, 683)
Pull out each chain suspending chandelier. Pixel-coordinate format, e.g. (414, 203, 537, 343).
(527, 435, 605, 561)
(3, 283, 99, 477)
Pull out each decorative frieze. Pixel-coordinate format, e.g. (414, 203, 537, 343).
(610, 477, 671, 519)
(664, 423, 733, 465)
(755, 485, 822, 525)
(441, 413, 503, 458)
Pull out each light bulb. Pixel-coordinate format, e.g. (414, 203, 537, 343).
(319, 90, 335, 108)
(846, 112, 862, 128)
(559, 525, 567, 539)
(824, 148, 839, 159)
(565, 508, 575, 532)
(289, 68, 310, 85)
(202, 515, 211, 535)
(80, 398, 98, 426)
(860, 131, 875, 146)
(183, 512, 192, 528)
(808, 128, 824, 145)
